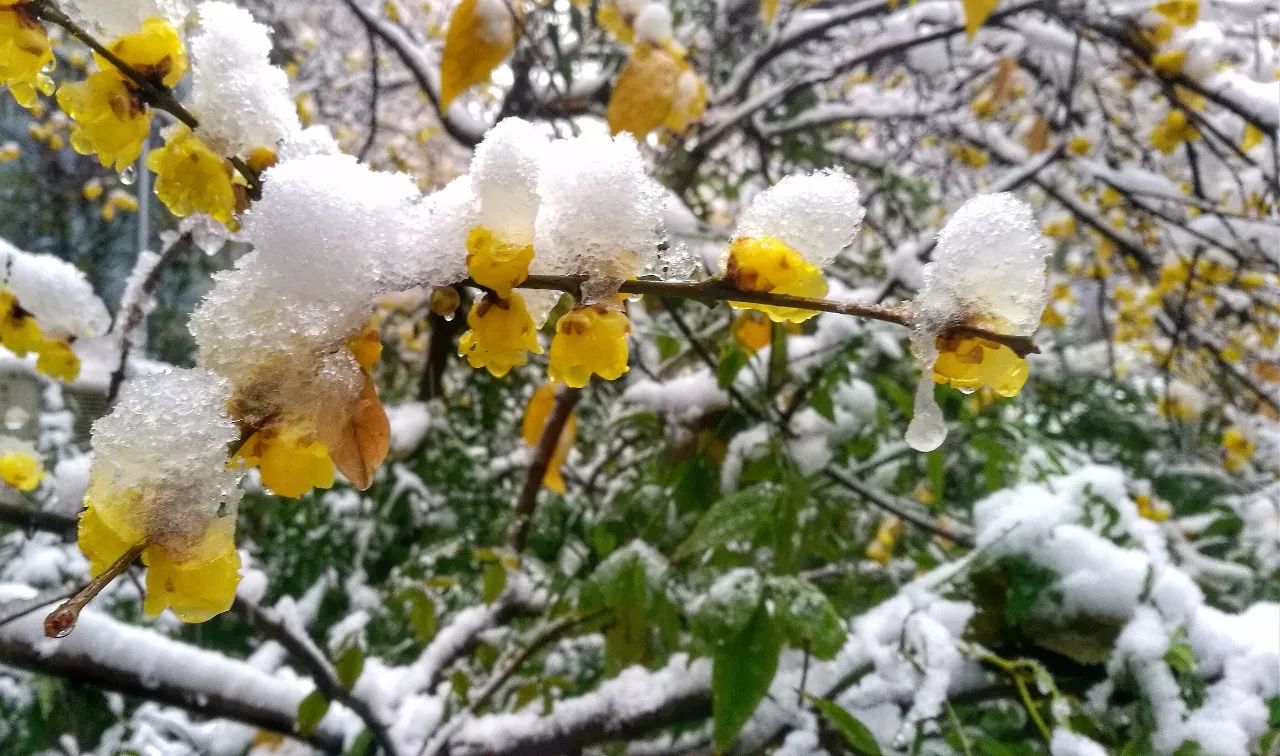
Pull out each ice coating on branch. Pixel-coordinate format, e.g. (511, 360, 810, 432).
(733, 170, 865, 269)
(533, 133, 665, 298)
(634, 3, 673, 44)
(190, 256, 365, 426)
(469, 118, 548, 243)
(915, 193, 1048, 335)
(65, 0, 190, 37)
(243, 154, 420, 304)
(89, 369, 241, 546)
(189, 2, 300, 156)
(0, 239, 110, 338)
(398, 176, 477, 289)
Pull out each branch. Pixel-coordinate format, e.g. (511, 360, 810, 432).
(234, 596, 402, 756)
(0, 585, 357, 751)
(107, 232, 189, 405)
(0, 501, 77, 538)
(824, 467, 976, 548)
(507, 384, 580, 553)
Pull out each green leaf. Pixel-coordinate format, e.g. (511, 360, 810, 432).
(811, 386, 835, 422)
(656, 332, 680, 361)
(451, 670, 471, 703)
(482, 561, 506, 604)
(807, 695, 882, 755)
(768, 576, 846, 660)
(712, 602, 780, 752)
(692, 569, 762, 642)
(406, 589, 437, 643)
(345, 729, 375, 756)
(296, 690, 329, 737)
(717, 343, 749, 389)
(1164, 641, 1196, 675)
(336, 644, 365, 689)
(673, 484, 776, 562)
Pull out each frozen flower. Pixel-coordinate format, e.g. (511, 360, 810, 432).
(931, 333, 1028, 397)
(0, 3, 55, 109)
(235, 420, 335, 499)
(548, 304, 630, 387)
(146, 125, 238, 225)
(440, 0, 517, 109)
(57, 71, 152, 172)
(457, 293, 542, 377)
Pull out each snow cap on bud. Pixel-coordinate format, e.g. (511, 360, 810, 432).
(634, 3, 673, 45)
(533, 132, 665, 298)
(732, 169, 865, 270)
(916, 192, 1048, 335)
(469, 118, 549, 243)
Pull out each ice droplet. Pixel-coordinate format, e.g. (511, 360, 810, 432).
(906, 337, 946, 452)
(120, 166, 136, 185)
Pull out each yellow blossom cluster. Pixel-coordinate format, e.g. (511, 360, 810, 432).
(0, 288, 82, 381)
(865, 517, 902, 564)
(0, 0, 54, 109)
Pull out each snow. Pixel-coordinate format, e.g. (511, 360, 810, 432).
(0, 238, 110, 339)
(468, 118, 548, 244)
(386, 401, 432, 456)
(189, 2, 300, 156)
(621, 370, 729, 424)
(65, 0, 190, 37)
(1051, 729, 1108, 756)
(89, 369, 241, 553)
(532, 133, 666, 300)
(633, 3, 673, 45)
(402, 177, 477, 289)
(732, 169, 865, 270)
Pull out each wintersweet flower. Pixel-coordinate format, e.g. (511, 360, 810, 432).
(733, 311, 773, 352)
(439, 0, 518, 109)
(235, 420, 335, 498)
(724, 235, 829, 324)
(1222, 426, 1254, 472)
(0, 288, 83, 381)
(77, 370, 243, 623)
(607, 43, 706, 138)
(0, 2, 55, 109)
(0, 440, 43, 492)
(521, 382, 576, 494)
(1150, 110, 1197, 154)
(57, 71, 152, 172)
(146, 126, 238, 225)
(95, 17, 188, 88)
(34, 339, 80, 381)
(548, 304, 630, 388)
(467, 226, 533, 298)
(458, 293, 543, 377)
(931, 333, 1029, 397)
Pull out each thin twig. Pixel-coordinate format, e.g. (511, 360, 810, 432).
(107, 233, 189, 405)
(45, 544, 144, 638)
(508, 385, 580, 553)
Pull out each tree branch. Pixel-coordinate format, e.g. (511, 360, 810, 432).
(507, 384, 580, 553)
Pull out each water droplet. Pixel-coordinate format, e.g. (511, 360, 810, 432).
(120, 166, 136, 185)
(4, 406, 29, 430)
(442, 312, 455, 322)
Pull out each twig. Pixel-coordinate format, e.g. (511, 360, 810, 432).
(107, 233, 189, 405)
(45, 544, 144, 638)
(357, 26, 382, 162)
(0, 582, 83, 630)
(0, 501, 77, 538)
(824, 467, 975, 547)
(507, 385, 580, 553)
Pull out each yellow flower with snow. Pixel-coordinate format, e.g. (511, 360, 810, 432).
(597, 0, 640, 42)
(932, 333, 1029, 397)
(865, 517, 901, 565)
(1221, 426, 1254, 472)
(1067, 135, 1092, 155)
(0, 3, 54, 109)
(1150, 109, 1197, 154)
(1135, 493, 1171, 522)
(548, 304, 630, 388)
(0, 442, 43, 492)
(1152, 48, 1186, 76)
(458, 293, 543, 377)
(235, 421, 336, 499)
(95, 17, 188, 88)
(467, 226, 533, 298)
(1153, 0, 1198, 26)
(521, 382, 576, 494)
(346, 321, 383, 372)
(440, 0, 518, 109)
(146, 126, 238, 225)
(35, 339, 80, 381)
(57, 71, 153, 172)
(607, 44, 706, 139)
(82, 178, 104, 201)
(724, 235, 828, 324)
(0, 289, 44, 356)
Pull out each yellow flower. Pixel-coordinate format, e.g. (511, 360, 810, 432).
(0, 450, 43, 491)
(78, 503, 240, 623)
(458, 293, 542, 378)
(57, 71, 152, 172)
(1153, 0, 1198, 26)
(0, 141, 18, 162)
(0, 4, 54, 109)
(466, 226, 533, 298)
(724, 235, 828, 324)
(548, 304, 630, 387)
(733, 311, 773, 352)
(1135, 493, 1171, 522)
(606, 43, 706, 138)
(948, 143, 989, 167)
(1150, 109, 1197, 155)
(235, 423, 335, 498)
(346, 321, 383, 372)
(1152, 49, 1186, 76)
(932, 333, 1029, 398)
(865, 517, 901, 564)
(439, 0, 518, 109)
(597, 0, 637, 43)
(96, 18, 188, 88)
(35, 339, 80, 381)
(82, 178, 104, 201)
(521, 382, 576, 494)
(0, 290, 45, 356)
(1067, 135, 1092, 155)
(146, 126, 238, 225)
(1222, 426, 1254, 472)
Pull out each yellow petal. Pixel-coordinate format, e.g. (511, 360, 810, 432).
(548, 305, 630, 388)
(0, 451, 43, 491)
(457, 292, 543, 377)
(316, 372, 390, 491)
(143, 541, 240, 623)
(963, 0, 999, 39)
(520, 382, 576, 493)
(725, 235, 828, 323)
(607, 45, 681, 138)
(1242, 123, 1263, 152)
(77, 503, 139, 578)
(440, 0, 517, 110)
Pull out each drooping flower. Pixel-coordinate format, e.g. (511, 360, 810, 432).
(1222, 426, 1254, 472)
(34, 338, 80, 381)
(0, 288, 85, 381)
(466, 226, 533, 298)
(0, 438, 43, 492)
(724, 235, 829, 324)
(77, 369, 243, 623)
(57, 70, 153, 172)
(931, 333, 1029, 397)
(458, 293, 543, 378)
(1150, 109, 1197, 154)
(95, 17, 188, 88)
(146, 126, 238, 225)
(733, 311, 773, 353)
(235, 420, 335, 499)
(440, 0, 518, 109)
(521, 381, 576, 494)
(605, 4, 706, 139)
(0, 3, 55, 109)
(548, 303, 630, 388)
